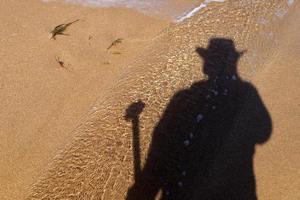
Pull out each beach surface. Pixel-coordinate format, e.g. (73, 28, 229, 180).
(0, 1, 169, 199)
(1, 0, 299, 200)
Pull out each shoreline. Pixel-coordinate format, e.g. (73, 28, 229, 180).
(42, 0, 206, 21)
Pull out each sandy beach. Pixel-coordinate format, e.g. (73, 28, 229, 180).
(1, 0, 299, 200)
(0, 1, 169, 199)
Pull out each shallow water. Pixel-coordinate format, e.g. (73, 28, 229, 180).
(43, 0, 295, 21)
(43, 0, 206, 20)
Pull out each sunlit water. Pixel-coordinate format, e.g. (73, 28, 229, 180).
(42, 0, 209, 21)
(42, 0, 294, 22)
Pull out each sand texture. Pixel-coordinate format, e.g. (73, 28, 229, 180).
(0, 1, 168, 199)
(1, 0, 299, 200)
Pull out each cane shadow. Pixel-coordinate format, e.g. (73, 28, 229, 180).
(124, 100, 146, 183)
(125, 38, 272, 200)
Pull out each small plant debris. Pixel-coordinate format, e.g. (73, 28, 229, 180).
(107, 38, 123, 51)
(88, 35, 93, 46)
(112, 51, 122, 55)
(51, 19, 80, 40)
(55, 57, 66, 68)
(102, 61, 110, 65)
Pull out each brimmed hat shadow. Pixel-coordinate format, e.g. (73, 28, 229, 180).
(197, 38, 246, 79)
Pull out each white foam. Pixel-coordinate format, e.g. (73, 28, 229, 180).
(43, 0, 226, 22)
(196, 114, 204, 122)
(275, 8, 287, 18)
(287, 0, 294, 6)
(184, 139, 190, 146)
(177, 181, 183, 187)
(189, 132, 194, 139)
(44, 0, 207, 21)
(258, 18, 269, 25)
(65, 0, 154, 9)
(176, 0, 225, 22)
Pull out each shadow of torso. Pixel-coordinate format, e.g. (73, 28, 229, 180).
(127, 75, 271, 200)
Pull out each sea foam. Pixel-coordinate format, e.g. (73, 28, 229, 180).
(42, 0, 225, 22)
(287, 0, 294, 6)
(176, 0, 225, 22)
(43, 0, 164, 11)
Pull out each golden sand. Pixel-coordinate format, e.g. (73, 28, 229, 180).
(0, 1, 168, 199)
(1, 0, 299, 199)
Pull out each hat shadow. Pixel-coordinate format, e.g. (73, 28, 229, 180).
(125, 38, 272, 200)
(197, 38, 246, 80)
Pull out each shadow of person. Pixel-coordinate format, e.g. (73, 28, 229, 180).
(126, 38, 272, 200)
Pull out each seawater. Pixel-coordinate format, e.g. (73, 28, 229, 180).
(42, 0, 223, 21)
(42, 0, 295, 22)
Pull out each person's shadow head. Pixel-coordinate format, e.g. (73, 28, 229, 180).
(196, 38, 246, 80)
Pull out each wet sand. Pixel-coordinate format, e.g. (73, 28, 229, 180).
(1, 0, 299, 200)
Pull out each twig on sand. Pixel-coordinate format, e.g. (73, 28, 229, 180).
(102, 61, 110, 65)
(55, 57, 66, 68)
(55, 57, 75, 74)
(107, 38, 123, 51)
(88, 35, 93, 46)
(50, 19, 80, 40)
(112, 51, 122, 55)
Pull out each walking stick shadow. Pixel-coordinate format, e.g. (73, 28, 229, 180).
(124, 100, 146, 183)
